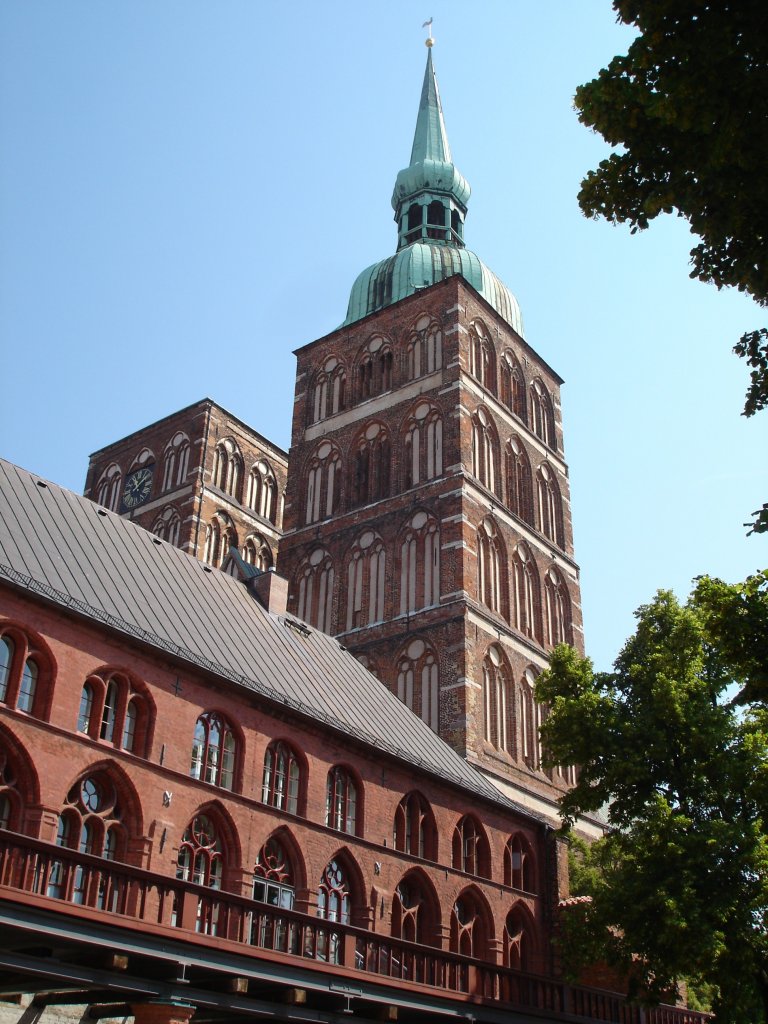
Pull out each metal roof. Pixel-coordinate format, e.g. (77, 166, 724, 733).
(0, 457, 542, 823)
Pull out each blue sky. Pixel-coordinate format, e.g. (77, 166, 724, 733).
(1, 1, 765, 672)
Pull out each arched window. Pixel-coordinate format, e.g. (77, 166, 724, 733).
(0, 749, 23, 832)
(246, 461, 277, 523)
(504, 906, 535, 970)
(96, 464, 122, 511)
(530, 379, 556, 449)
(545, 568, 572, 646)
(190, 712, 237, 791)
(407, 316, 443, 379)
(392, 872, 440, 946)
(311, 357, 346, 423)
(203, 512, 238, 568)
(176, 813, 225, 934)
(396, 638, 439, 732)
(152, 505, 182, 547)
(452, 816, 491, 878)
(506, 438, 534, 524)
(537, 463, 563, 545)
(399, 511, 440, 615)
(477, 518, 507, 617)
(316, 858, 351, 963)
(295, 548, 335, 633)
(519, 668, 543, 771)
(305, 442, 341, 524)
(212, 438, 243, 499)
(345, 531, 386, 630)
(483, 645, 512, 753)
(0, 627, 49, 719)
(325, 766, 358, 835)
(393, 792, 437, 860)
(404, 403, 442, 489)
(162, 432, 190, 491)
(253, 836, 295, 909)
(76, 669, 151, 756)
(451, 890, 490, 959)
(355, 653, 379, 679)
(262, 741, 301, 814)
(468, 321, 496, 393)
(513, 545, 540, 642)
(243, 534, 273, 572)
(471, 408, 499, 494)
(350, 422, 390, 508)
(500, 351, 526, 421)
(504, 834, 536, 893)
(357, 336, 394, 401)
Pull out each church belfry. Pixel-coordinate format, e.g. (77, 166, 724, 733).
(278, 43, 584, 819)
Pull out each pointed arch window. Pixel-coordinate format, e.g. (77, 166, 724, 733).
(0, 750, 23, 833)
(537, 463, 563, 545)
(305, 442, 341, 524)
(477, 518, 507, 616)
(316, 858, 351, 963)
(407, 316, 443, 379)
(404, 403, 443, 488)
(468, 321, 496, 393)
(357, 336, 393, 401)
(311, 357, 346, 422)
(505, 834, 536, 893)
(176, 813, 225, 934)
(471, 408, 499, 494)
(325, 766, 358, 835)
(212, 438, 243, 499)
(247, 460, 277, 523)
(253, 836, 295, 910)
(350, 422, 390, 508)
(504, 907, 534, 970)
(530, 380, 556, 449)
(96, 464, 122, 511)
(393, 791, 437, 860)
(399, 511, 440, 615)
(152, 505, 182, 547)
(545, 568, 572, 646)
(392, 875, 437, 945)
(513, 545, 540, 642)
(243, 534, 273, 572)
(507, 437, 533, 524)
(396, 638, 440, 732)
(262, 741, 301, 814)
(203, 512, 237, 568)
(519, 668, 543, 771)
(296, 548, 335, 633)
(450, 891, 489, 958)
(345, 530, 386, 630)
(190, 711, 237, 791)
(162, 432, 190, 491)
(500, 351, 526, 420)
(483, 645, 512, 753)
(452, 816, 491, 878)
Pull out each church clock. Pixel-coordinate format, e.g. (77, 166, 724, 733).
(121, 466, 154, 511)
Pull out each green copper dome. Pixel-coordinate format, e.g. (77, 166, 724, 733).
(343, 47, 524, 337)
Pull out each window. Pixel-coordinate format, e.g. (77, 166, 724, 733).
(468, 321, 496, 393)
(471, 408, 499, 494)
(95, 464, 122, 511)
(212, 438, 243, 499)
(452, 816, 491, 878)
(253, 836, 295, 910)
(77, 670, 150, 756)
(545, 568, 572, 646)
(513, 545, 540, 642)
(0, 750, 22, 832)
(407, 316, 442, 379)
(537, 463, 563, 545)
(350, 422, 390, 508)
(246, 461, 277, 523)
(161, 432, 190, 491)
(450, 890, 489, 958)
(295, 548, 335, 633)
(190, 712, 237, 790)
(203, 512, 238, 568)
(504, 906, 535, 970)
(399, 512, 440, 615)
(152, 506, 182, 547)
(262, 741, 301, 814)
(357, 336, 393, 401)
(530, 379, 556, 449)
(477, 518, 507, 617)
(393, 792, 437, 860)
(519, 668, 543, 770)
(311, 358, 346, 422)
(505, 834, 536, 893)
(176, 813, 225, 934)
(396, 638, 439, 732)
(345, 531, 386, 630)
(483, 645, 512, 753)
(0, 627, 49, 719)
(316, 858, 351, 963)
(404, 403, 442, 489)
(325, 766, 358, 835)
(305, 442, 341, 524)
(500, 351, 526, 421)
(243, 534, 273, 572)
(506, 438, 533, 524)
(392, 872, 439, 945)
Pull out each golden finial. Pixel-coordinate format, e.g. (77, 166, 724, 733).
(422, 18, 434, 47)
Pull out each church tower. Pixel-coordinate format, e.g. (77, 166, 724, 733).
(278, 44, 584, 818)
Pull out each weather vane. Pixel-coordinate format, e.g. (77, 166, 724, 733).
(422, 18, 434, 47)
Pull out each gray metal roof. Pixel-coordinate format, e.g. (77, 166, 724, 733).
(0, 457, 543, 823)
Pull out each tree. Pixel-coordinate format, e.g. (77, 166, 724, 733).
(536, 581, 768, 1022)
(575, 1, 768, 531)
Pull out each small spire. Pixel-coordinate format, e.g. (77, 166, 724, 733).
(409, 45, 450, 166)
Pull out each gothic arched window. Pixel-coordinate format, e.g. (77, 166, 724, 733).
(504, 906, 535, 970)
(253, 836, 295, 909)
(507, 437, 534, 524)
(96, 464, 122, 511)
(247, 460, 277, 523)
(468, 320, 496, 393)
(537, 463, 563, 545)
(357, 336, 393, 401)
(295, 548, 335, 633)
(450, 890, 490, 959)
(404, 403, 443, 489)
(176, 813, 225, 934)
(471, 408, 499, 494)
(0, 748, 24, 833)
(452, 816, 491, 878)
(305, 442, 341, 525)
(392, 872, 440, 946)
(203, 512, 237, 568)
(513, 545, 540, 642)
(325, 766, 358, 835)
(345, 530, 386, 630)
(190, 711, 238, 791)
(504, 833, 536, 893)
(212, 438, 243, 500)
(311, 357, 346, 422)
(545, 568, 572, 647)
(396, 638, 439, 732)
(477, 518, 507, 617)
(407, 316, 442, 380)
(483, 645, 513, 753)
(519, 668, 543, 771)
(350, 422, 390, 508)
(399, 511, 440, 615)
(152, 505, 182, 547)
(500, 351, 526, 421)
(393, 791, 437, 860)
(162, 432, 190, 491)
(262, 741, 301, 815)
(243, 534, 273, 572)
(530, 379, 556, 449)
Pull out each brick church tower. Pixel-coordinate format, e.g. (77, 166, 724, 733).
(278, 44, 584, 818)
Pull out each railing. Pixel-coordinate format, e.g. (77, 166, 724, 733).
(0, 831, 710, 1024)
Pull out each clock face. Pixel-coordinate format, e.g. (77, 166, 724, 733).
(121, 466, 154, 510)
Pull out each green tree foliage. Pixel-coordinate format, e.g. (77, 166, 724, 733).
(575, 1, 768, 532)
(536, 582, 768, 1022)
